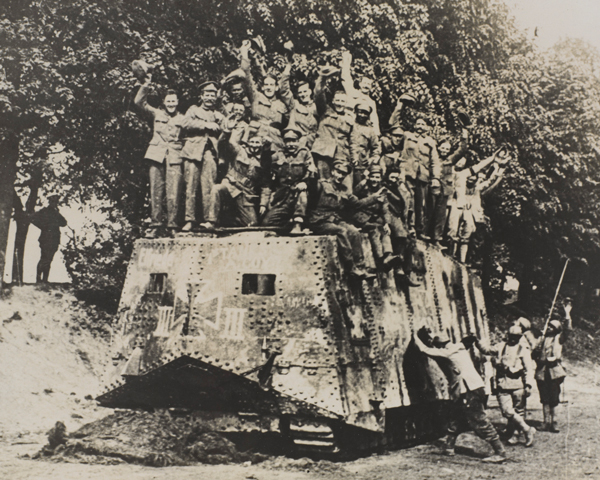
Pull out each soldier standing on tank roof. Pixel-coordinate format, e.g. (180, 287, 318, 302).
(180, 81, 224, 232)
(134, 74, 185, 238)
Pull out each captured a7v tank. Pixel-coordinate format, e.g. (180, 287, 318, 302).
(98, 230, 491, 456)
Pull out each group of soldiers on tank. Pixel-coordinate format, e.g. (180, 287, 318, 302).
(412, 298, 573, 463)
(133, 39, 510, 280)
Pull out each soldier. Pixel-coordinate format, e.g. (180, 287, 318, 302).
(341, 51, 380, 135)
(426, 128, 469, 248)
(413, 329, 507, 463)
(201, 115, 268, 229)
(308, 161, 384, 279)
(134, 75, 184, 238)
(180, 81, 224, 231)
(388, 103, 441, 240)
(311, 69, 354, 187)
(31, 195, 67, 283)
(262, 128, 317, 234)
(279, 50, 319, 149)
(383, 168, 419, 286)
(475, 326, 536, 447)
(446, 148, 507, 262)
(532, 300, 573, 432)
(350, 102, 382, 187)
(220, 68, 251, 118)
(240, 40, 288, 151)
(352, 164, 400, 271)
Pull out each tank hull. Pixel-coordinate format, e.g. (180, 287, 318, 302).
(98, 232, 490, 455)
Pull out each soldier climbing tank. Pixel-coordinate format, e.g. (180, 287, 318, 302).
(98, 231, 491, 455)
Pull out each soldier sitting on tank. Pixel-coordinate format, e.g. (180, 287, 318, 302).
(239, 39, 288, 151)
(383, 167, 420, 287)
(351, 164, 400, 272)
(200, 114, 269, 229)
(261, 128, 317, 234)
(308, 160, 385, 279)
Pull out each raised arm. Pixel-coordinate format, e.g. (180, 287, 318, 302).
(314, 74, 328, 118)
(133, 76, 158, 118)
(447, 129, 469, 165)
(239, 41, 255, 106)
(279, 62, 294, 109)
(413, 332, 452, 359)
(340, 51, 357, 97)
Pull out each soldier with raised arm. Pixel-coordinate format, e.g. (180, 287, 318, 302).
(413, 329, 507, 463)
(311, 67, 354, 189)
(427, 127, 469, 248)
(134, 74, 184, 238)
(340, 51, 380, 135)
(240, 40, 288, 151)
(532, 300, 573, 433)
(279, 43, 319, 149)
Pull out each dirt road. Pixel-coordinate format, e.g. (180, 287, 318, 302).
(1, 360, 598, 480)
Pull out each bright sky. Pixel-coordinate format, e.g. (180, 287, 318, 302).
(508, 0, 600, 52)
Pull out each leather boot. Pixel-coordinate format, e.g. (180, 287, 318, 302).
(542, 404, 551, 431)
(483, 438, 506, 463)
(443, 434, 457, 456)
(549, 406, 560, 433)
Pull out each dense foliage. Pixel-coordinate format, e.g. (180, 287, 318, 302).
(1, 0, 598, 312)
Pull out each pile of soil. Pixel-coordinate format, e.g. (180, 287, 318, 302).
(34, 410, 269, 467)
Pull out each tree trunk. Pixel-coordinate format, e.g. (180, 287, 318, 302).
(11, 174, 40, 284)
(0, 132, 19, 291)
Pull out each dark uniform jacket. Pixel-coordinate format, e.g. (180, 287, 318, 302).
(218, 130, 268, 207)
(134, 84, 185, 165)
(31, 207, 67, 250)
(181, 105, 224, 162)
(263, 148, 317, 207)
(350, 122, 381, 170)
(352, 180, 392, 227)
(311, 107, 354, 162)
(308, 180, 380, 225)
(401, 132, 441, 182)
(279, 67, 319, 148)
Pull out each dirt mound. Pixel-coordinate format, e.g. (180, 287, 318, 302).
(35, 410, 269, 467)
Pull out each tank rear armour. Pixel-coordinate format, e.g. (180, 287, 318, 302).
(98, 231, 491, 456)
